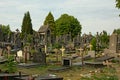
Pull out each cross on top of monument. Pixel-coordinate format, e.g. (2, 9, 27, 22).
(60, 46, 65, 51)
(77, 47, 83, 55)
(78, 47, 83, 52)
(89, 44, 92, 51)
(60, 46, 65, 57)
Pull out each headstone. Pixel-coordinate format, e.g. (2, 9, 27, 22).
(33, 52, 46, 64)
(24, 48, 27, 63)
(54, 48, 59, 62)
(0, 48, 3, 56)
(17, 50, 23, 57)
(77, 47, 84, 66)
(88, 51, 95, 58)
(77, 47, 83, 56)
(109, 34, 117, 53)
(16, 50, 23, 62)
(33, 47, 46, 64)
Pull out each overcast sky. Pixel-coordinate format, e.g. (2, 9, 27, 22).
(0, 0, 120, 34)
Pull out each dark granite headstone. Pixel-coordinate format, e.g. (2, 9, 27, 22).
(33, 52, 46, 64)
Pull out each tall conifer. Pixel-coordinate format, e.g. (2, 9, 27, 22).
(21, 11, 33, 36)
(44, 12, 55, 35)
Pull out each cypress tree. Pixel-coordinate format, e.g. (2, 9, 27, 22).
(21, 11, 33, 36)
(44, 12, 55, 35)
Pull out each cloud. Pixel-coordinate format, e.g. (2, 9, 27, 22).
(0, 0, 119, 34)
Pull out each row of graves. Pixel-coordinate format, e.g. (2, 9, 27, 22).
(0, 44, 64, 80)
(0, 24, 120, 79)
(0, 43, 117, 80)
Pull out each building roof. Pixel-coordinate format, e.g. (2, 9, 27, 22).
(38, 25, 49, 33)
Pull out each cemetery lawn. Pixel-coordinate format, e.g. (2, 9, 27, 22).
(0, 63, 119, 80)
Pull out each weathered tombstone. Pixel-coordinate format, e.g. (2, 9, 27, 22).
(45, 45, 47, 54)
(23, 47, 28, 63)
(60, 46, 65, 57)
(16, 50, 23, 62)
(0, 48, 3, 56)
(88, 51, 95, 58)
(33, 47, 46, 64)
(54, 48, 59, 62)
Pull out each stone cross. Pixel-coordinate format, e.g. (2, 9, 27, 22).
(44, 45, 47, 54)
(77, 47, 83, 56)
(89, 44, 92, 51)
(78, 47, 84, 66)
(24, 47, 27, 63)
(103, 60, 112, 68)
(60, 46, 65, 57)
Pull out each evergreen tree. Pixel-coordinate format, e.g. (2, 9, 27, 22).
(116, 0, 120, 9)
(113, 28, 120, 34)
(44, 12, 55, 35)
(21, 11, 33, 36)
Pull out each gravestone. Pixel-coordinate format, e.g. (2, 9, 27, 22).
(88, 51, 95, 58)
(16, 50, 23, 62)
(77, 47, 84, 66)
(89, 44, 92, 51)
(23, 46, 31, 63)
(33, 47, 46, 64)
(54, 48, 59, 62)
(0, 48, 3, 56)
(109, 33, 117, 53)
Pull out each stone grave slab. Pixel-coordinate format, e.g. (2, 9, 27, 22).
(72, 62, 83, 66)
(36, 75, 63, 80)
(84, 61, 104, 68)
(14, 74, 63, 80)
(48, 67, 70, 72)
(18, 63, 41, 68)
(96, 56, 114, 62)
(0, 73, 28, 80)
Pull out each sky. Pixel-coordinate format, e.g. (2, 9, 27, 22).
(0, 0, 120, 35)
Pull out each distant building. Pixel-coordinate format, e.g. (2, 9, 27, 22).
(38, 25, 51, 46)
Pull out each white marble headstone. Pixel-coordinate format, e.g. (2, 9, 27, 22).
(17, 50, 23, 57)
